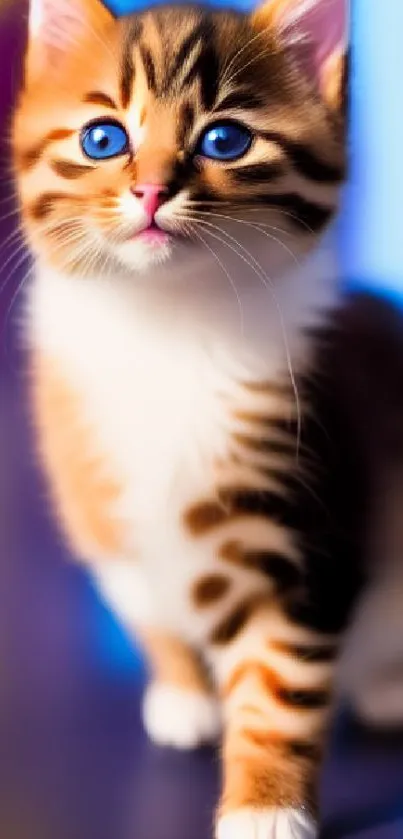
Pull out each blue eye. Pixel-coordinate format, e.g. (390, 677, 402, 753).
(81, 120, 129, 160)
(198, 121, 252, 162)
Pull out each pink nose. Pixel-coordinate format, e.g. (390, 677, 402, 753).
(132, 183, 168, 222)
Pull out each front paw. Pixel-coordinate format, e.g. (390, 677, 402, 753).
(216, 807, 317, 839)
(142, 682, 221, 750)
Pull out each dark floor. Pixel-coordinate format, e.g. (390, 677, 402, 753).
(1, 4, 403, 839)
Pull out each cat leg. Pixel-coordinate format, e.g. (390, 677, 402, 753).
(208, 602, 335, 839)
(138, 627, 222, 750)
(95, 561, 221, 750)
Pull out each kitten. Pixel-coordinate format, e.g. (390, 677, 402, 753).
(13, 0, 348, 836)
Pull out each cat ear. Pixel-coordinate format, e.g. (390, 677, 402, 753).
(253, 0, 348, 110)
(27, 0, 113, 77)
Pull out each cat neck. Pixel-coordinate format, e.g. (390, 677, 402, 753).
(32, 231, 340, 378)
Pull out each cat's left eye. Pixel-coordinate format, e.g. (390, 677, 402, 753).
(81, 120, 130, 161)
(196, 121, 252, 162)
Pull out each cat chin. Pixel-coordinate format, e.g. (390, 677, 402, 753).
(113, 236, 174, 273)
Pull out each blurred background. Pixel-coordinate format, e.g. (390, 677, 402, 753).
(1, 2, 403, 838)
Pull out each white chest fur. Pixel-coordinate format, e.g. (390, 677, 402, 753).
(28, 240, 340, 638)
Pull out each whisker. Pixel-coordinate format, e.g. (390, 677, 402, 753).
(189, 222, 245, 337)
(183, 215, 302, 458)
(184, 208, 301, 268)
(220, 26, 271, 89)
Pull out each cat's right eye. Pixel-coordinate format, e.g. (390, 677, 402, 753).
(81, 120, 130, 161)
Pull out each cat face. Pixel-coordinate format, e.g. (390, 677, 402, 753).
(14, 0, 347, 276)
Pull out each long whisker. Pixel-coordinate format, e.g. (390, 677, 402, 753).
(189, 222, 245, 337)
(186, 200, 315, 236)
(184, 208, 301, 269)
(186, 202, 292, 238)
(183, 215, 302, 458)
(224, 43, 274, 90)
(220, 25, 272, 88)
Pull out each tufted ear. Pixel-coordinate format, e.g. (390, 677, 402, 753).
(27, 0, 113, 79)
(253, 0, 348, 110)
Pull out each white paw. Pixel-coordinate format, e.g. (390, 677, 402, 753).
(217, 807, 317, 839)
(142, 683, 221, 750)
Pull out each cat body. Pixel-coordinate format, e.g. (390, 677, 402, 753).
(14, 1, 350, 836)
(30, 242, 338, 637)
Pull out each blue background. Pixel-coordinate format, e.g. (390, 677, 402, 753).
(106, 0, 403, 305)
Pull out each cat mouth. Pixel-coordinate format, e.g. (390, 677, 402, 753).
(131, 221, 170, 246)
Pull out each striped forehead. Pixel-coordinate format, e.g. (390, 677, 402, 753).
(119, 10, 225, 112)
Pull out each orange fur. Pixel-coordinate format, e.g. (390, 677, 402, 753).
(138, 628, 212, 694)
(31, 355, 126, 561)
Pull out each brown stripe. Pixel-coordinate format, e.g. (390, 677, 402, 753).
(30, 192, 69, 221)
(51, 160, 94, 179)
(241, 379, 291, 397)
(223, 660, 329, 710)
(185, 483, 293, 536)
(83, 91, 117, 109)
(233, 431, 295, 457)
(277, 686, 329, 709)
(243, 729, 319, 761)
(260, 130, 345, 184)
(289, 741, 321, 760)
(18, 129, 75, 171)
(271, 639, 338, 663)
(184, 499, 227, 535)
(232, 162, 285, 185)
(209, 595, 265, 646)
(140, 44, 157, 93)
(177, 102, 195, 148)
(120, 21, 141, 108)
(220, 541, 300, 591)
(223, 661, 275, 698)
(243, 728, 288, 751)
(192, 574, 231, 607)
(163, 23, 205, 92)
(215, 87, 266, 112)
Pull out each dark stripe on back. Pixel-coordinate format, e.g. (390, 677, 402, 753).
(261, 130, 345, 183)
(192, 574, 231, 606)
(220, 541, 300, 591)
(30, 192, 69, 221)
(233, 432, 295, 457)
(51, 160, 94, 179)
(83, 91, 117, 109)
(217, 486, 296, 530)
(231, 162, 285, 184)
(209, 595, 265, 645)
(185, 477, 295, 535)
(140, 44, 157, 93)
(184, 500, 227, 535)
(271, 639, 338, 663)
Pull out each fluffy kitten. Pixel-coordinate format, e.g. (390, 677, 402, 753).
(13, 0, 348, 836)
